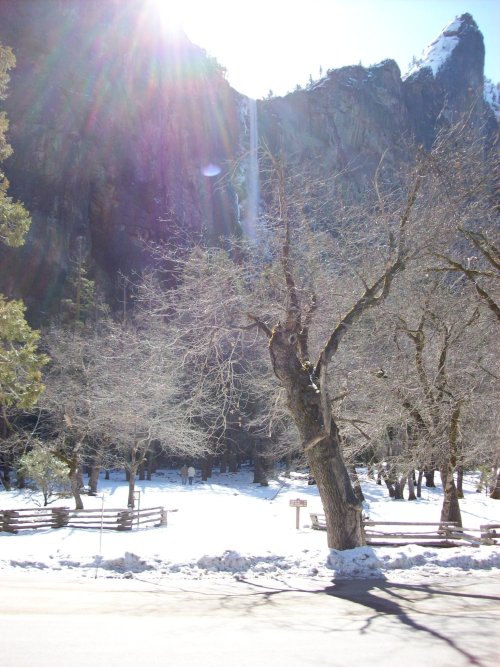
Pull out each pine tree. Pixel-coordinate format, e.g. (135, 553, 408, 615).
(0, 43, 47, 419)
(0, 44, 30, 247)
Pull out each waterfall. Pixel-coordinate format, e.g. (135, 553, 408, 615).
(245, 97, 259, 241)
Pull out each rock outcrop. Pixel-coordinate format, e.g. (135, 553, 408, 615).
(0, 0, 242, 318)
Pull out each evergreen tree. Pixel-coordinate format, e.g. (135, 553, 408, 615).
(0, 44, 30, 246)
(0, 43, 47, 420)
(0, 296, 46, 409)
(18, 442, 70, 506)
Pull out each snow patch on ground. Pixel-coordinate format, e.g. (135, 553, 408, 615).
(1, 468, 499, 583)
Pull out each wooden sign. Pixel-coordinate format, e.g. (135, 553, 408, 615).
(289, 499, 308, 507)
(289, 498, 307, 529)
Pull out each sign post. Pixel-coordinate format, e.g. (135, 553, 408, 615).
(289, 498, 308, 529)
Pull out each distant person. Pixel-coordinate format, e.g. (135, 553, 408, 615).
(187, 465, 195, 485)
(180, 464, 188, 485)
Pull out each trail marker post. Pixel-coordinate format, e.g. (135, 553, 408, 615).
(289, 498, 307, 529)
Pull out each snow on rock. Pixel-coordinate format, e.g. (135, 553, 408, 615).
(484, 78, 500, 120)
(404, 16, 464, 80)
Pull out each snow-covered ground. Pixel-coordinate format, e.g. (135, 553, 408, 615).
(0, 467, 498, 583)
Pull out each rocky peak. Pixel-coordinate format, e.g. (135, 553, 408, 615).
(402, 14, 489, 146)
(404, 13, 481, 80)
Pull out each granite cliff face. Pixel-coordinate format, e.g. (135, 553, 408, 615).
(256, 13, 497, 194)
(257, 59, 411, 198)
(0, 0, 242, 317)
(0, 3, 497, 320)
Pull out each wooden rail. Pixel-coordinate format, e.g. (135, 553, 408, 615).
(0, 506, 170, 533)
(309, 513, 498, 547)
(481, 523, 499, 545)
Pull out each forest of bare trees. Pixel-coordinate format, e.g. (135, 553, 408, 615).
(1, 115, 499, 549)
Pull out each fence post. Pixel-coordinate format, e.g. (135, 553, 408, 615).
(2, 510, 19, 533)
(52, 507, 70, 528)
(160, 508, 168, 526)
(480, 524, 498, 545)
(117, 509, 134, 531)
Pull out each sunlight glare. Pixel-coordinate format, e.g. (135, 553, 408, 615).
(147, 0, 187, 37)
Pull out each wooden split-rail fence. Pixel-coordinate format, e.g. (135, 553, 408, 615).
(0, 506, 171, 533)
(309, 513, 499, 547)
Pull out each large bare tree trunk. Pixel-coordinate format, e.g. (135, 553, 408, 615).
(269, 326, 365, 550)
(440, 403, 463, 527)
(440, 468, 462, 526)
(248, 147, 420, 549)
(456, 465, 464, 498)
(89, 463, 101, 494)
(306, 426, 365, 549)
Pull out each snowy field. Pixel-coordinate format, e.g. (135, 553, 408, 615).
(0, 467, 498, 583)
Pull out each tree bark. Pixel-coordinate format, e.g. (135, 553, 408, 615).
(253, 445, 268, 486)
(268, 326, 365, 550)
(89, 464, 101, 494)
(54, 448, 84, 510)
(456, 465, 464, 499)
(201, 456, 213, 481)
(424, 469, 436, 487)
(439, 403, 463, 527)
(219, 448, 228, 473)
(70, 463, 84, 510)
(394, 476, 406, 500)
(490, 468, 500, 500)
(350, 466, 365, 502)
(306, 424, 365, 549)
(0, 471, 10, 491)
(407, 472, 417, 500)
(416, 469, 423, 497)
(1, 451, 12, 489)
(228, 448, 238, 473)
(440, 468, 462, 526)
(127, 467, 137, 508)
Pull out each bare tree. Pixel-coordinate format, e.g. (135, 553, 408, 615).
(243, 144, 435, 550)
(39, 315, 208, 509)
(90, 317, 208, 507)
(136, 245, 292, 482)
(37, 326, 101, 509)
